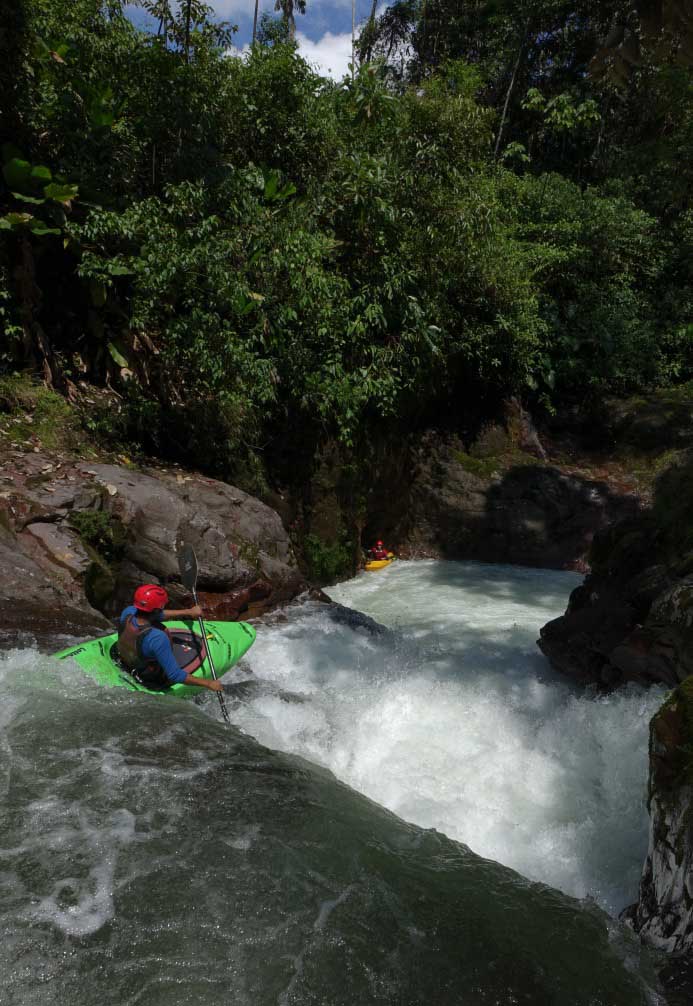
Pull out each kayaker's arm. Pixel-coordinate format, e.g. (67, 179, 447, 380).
(162, 605, 203, 620)
(143, 631, 224, 692)
(182, 673, 224, 692)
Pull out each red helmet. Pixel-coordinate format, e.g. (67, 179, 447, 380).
(376, 540, 383, 546)
(134, 584, 168, 612)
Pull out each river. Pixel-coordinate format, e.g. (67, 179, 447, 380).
(0, 559, 668, 1004)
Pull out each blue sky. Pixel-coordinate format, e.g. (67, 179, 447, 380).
(125, 1, 385, 80)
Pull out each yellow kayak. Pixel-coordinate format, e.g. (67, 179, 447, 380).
(365, 554, 395, 572)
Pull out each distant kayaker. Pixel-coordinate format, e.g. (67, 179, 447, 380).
(117, 584, 224, 693)
(369, 540, 389, 561)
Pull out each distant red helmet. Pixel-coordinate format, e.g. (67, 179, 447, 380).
(376, 540, 383, 546)
(134, 584, 168, 612)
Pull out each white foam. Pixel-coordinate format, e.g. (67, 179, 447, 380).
(239, 560, 661, 915)
(22, 804, 136, 936)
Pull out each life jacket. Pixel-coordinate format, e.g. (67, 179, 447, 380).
(371, 546, 388, 560)
(117, 614, 172, 691)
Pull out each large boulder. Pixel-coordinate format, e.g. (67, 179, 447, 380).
(0, 451, 306, 648)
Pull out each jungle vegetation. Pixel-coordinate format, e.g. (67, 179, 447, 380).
(1, 0, 692, 483)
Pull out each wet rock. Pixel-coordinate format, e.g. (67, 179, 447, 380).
(624, 682, 693, 954)
(0, 522, 110, 649)
(325, 602, 391, 637)
(23, 521, 91, 577)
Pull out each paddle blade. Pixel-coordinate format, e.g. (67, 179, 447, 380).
(178, 543, 198, 593)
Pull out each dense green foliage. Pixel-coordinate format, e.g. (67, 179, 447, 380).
(1, 0, 692, 487)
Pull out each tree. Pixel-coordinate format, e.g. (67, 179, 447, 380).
(273, 0, 307, 38)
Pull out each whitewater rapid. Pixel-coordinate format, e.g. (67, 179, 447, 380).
(0, 560, 669, 1005)
(236, 559, 661, 916)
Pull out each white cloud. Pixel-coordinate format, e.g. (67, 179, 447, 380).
(209, 0, 353, 17)
(208, 0, 373, 22)
(210, 0, 260, 16)
(296, 29, 353, 80)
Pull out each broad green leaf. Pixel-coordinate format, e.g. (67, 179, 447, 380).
(44, 182, 79, 203)
(5, 212, 34, 226)
(30, 164, 52, 184)
(108, 342, 130, 368)
(90, 110, 115, 129)
(12, 192, 46, 205)
(263, 172, 278, 200)
(29, 222, 61, 236)
(3, 158, 32, 191)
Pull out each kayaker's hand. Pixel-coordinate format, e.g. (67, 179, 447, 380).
(187, 604, 203, 618)
(208, 679, 224, 692)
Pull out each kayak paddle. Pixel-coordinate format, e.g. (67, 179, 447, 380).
(178, 543, 231, 726)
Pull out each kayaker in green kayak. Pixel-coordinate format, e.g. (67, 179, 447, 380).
(118, 584, 225, 693)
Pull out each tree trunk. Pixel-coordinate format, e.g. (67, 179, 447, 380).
(0, 0, 28, 150)
(14, 237, 63, 389)
(363, 0, 378, 62)
(252, 0, 259, 45)
(183, 0, 192, 63)
(494, 19, 529, 159)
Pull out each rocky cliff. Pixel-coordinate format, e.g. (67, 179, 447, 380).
(536, 387, 693, 959)
(308, 400, 644, 575)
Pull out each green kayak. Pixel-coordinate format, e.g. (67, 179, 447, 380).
(53, 620, 256, 697)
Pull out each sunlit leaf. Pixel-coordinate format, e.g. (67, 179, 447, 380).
(44, 182, 79, 203)
(29, 222, 61, 236)
(108, 342, 130, 368)
(11, 192, 46, 205)
(30, 164, 52, 184)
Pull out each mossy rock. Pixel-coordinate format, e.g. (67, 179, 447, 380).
(651, 676, 693, 795)
(237, 538, 261, 571)
(84, 559, 116, 610)
(468, 423, 511, 459)
(0, 374, 85, 453)
(68, 508, 126, 563)
(653, 451, 693, 556)
(605, 386, 693, 453)
(452, 451, 500, 480)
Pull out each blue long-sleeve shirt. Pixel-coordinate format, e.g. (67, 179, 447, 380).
(119, 606, 187, 685)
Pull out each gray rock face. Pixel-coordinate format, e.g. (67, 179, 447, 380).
(537, 449, 693, 959)
(629, 789, 693, 953)
(538, 521, 693, 691)
(624, 687, 693, 954)
(402, 434, 638, 570)
(0, 452, 306, 648)
(0, 523, 110, 649)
